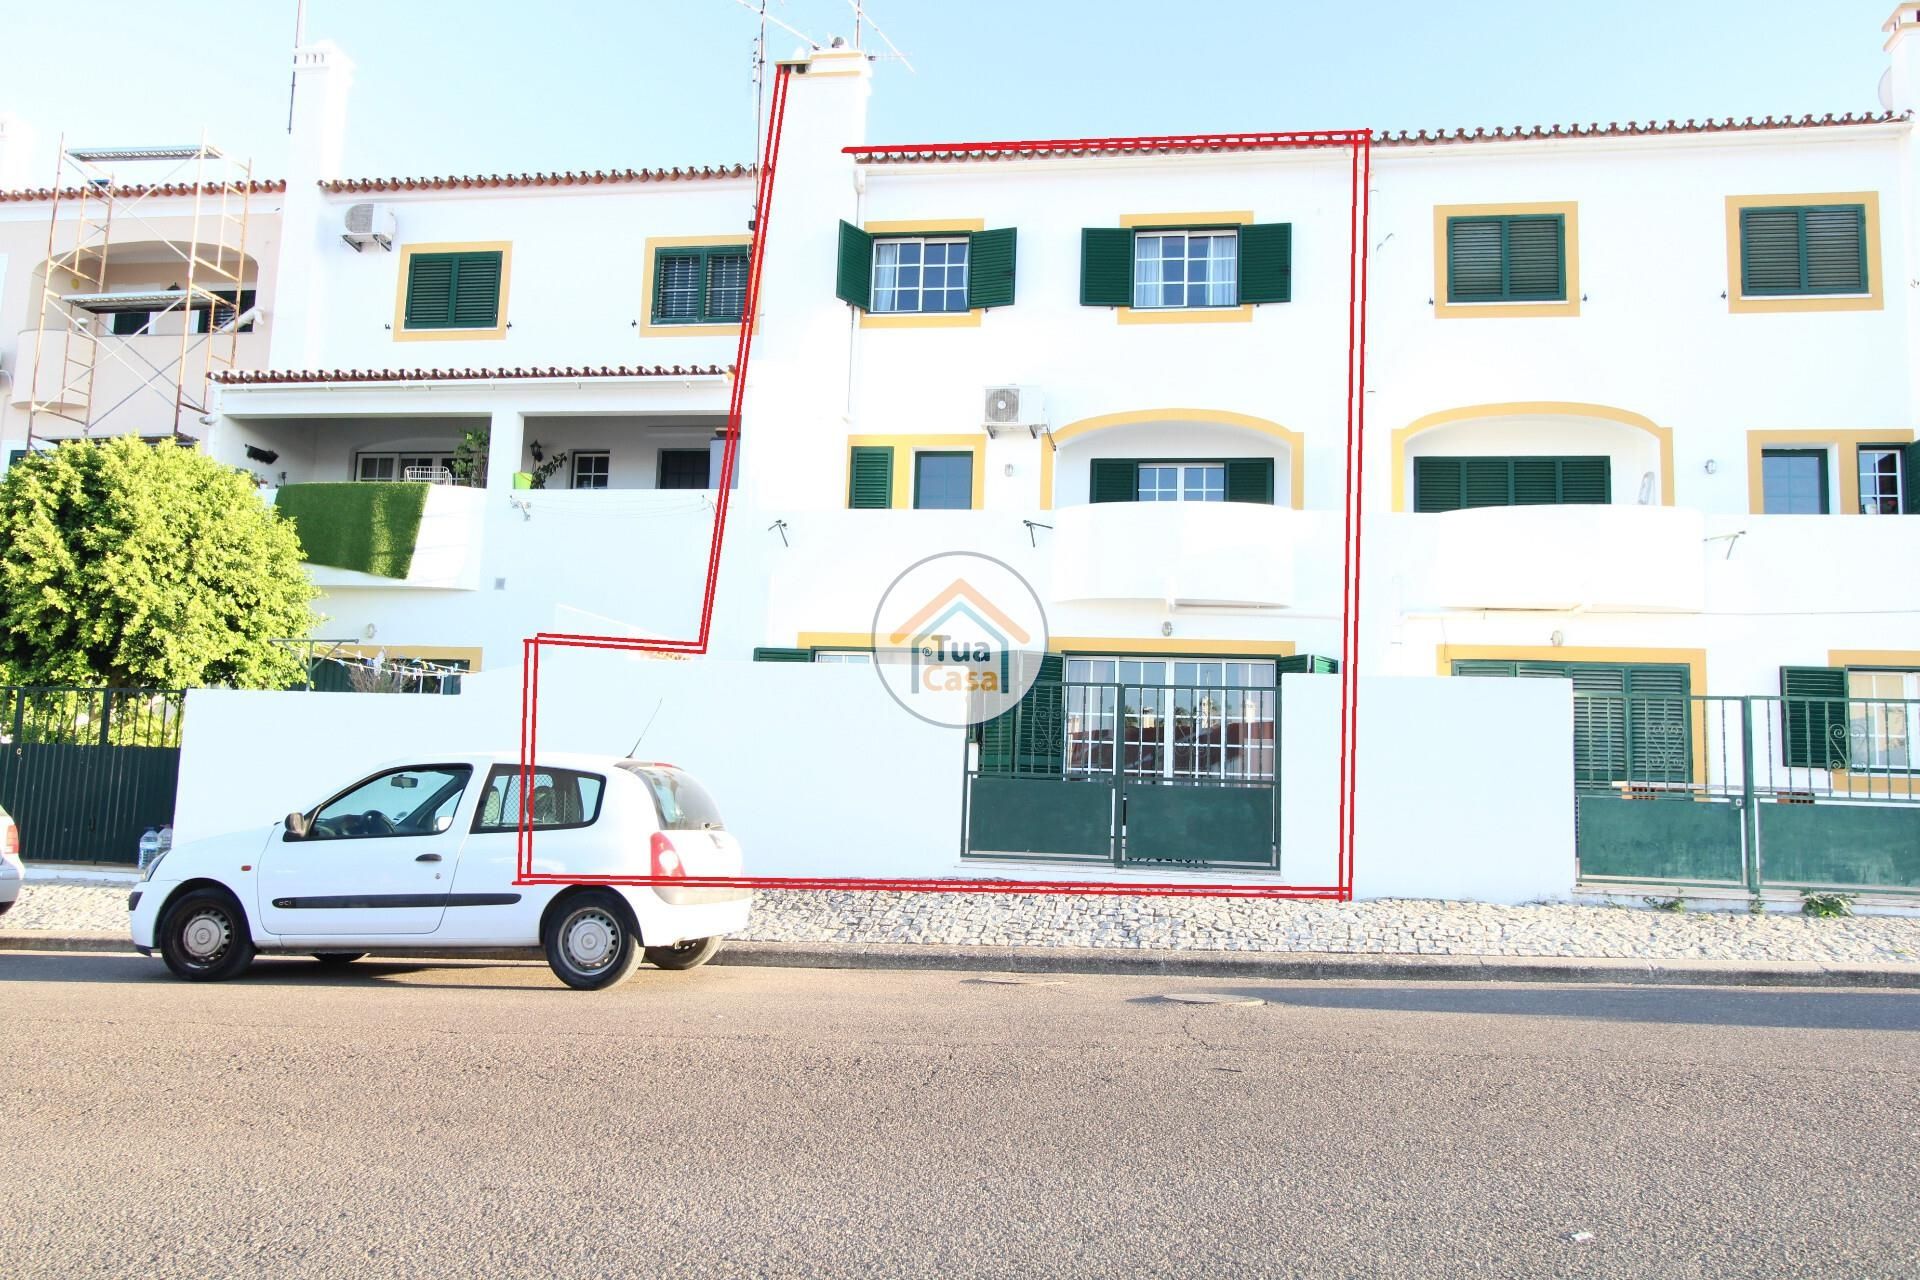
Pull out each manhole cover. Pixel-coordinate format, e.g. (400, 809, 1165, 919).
(1162, 993, 1264, 1006)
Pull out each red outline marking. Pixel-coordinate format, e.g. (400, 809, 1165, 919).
(516, 89, 1371, 899)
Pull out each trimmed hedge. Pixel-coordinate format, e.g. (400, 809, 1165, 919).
(273, 482, 428, 580)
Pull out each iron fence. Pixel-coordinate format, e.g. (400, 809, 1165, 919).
(0, 685, 184, 863)
(978, 679, 1279, 786)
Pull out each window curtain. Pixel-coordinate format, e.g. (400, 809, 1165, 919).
(872, 241, 903, 312)
(1133, 236, 1163, 308)
(1205, 234, 1238, 306)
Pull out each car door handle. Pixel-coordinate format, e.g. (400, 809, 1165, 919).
(415, 853, 443, 863)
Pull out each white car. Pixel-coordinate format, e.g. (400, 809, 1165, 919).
(0, 802, 20, 916)
(130, 752, 750, 990)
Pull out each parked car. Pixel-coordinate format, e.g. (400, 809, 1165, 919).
(129, 753, 749, 989)
(0, 802, 20, 916)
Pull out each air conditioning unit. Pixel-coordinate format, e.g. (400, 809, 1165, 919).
(342, 203, 396, 252)
(982, 385, 1047, 439)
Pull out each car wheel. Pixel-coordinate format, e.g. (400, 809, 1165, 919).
(543, 891, 643, 991)
(0, 898, 12, 917)
(312, 952, 366, 966)
(158, 887, 256, 982)
(645, 936, 722, 971)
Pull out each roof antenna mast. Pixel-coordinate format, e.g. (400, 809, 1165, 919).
(286, 0, 308, 134)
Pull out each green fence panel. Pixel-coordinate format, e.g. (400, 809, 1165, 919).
(1122, 783, 1275, 866)
(967, 776, 1113, 860)
(1575, 794, 1745, 884)
(0, 742, 179, 863)
(1757, 803, 1920, 890)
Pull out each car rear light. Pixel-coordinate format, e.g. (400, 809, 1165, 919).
(2, 821, 15, 857)
(650, 831, 686, 879)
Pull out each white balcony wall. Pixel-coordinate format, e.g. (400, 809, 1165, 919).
(1050, 502, 1303, 608)
(1410, 505, 1708, 612)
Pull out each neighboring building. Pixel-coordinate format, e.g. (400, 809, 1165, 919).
(0, 115, 284, 470)
(171, 12, 1920, 888)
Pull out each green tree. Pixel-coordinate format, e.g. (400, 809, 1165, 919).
(0, 439, 318, 689)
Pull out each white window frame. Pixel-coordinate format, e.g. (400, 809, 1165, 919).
(1847, 668, 1917, 772)
(811, 651, 873, 665)
(1858, 446, 1905, 515)
(871, 236, 970, 314)
(355, 452, 457, 482)
(571, 451, 611, 490)
(1132, 229, 1239, 310)
(1063, 656, 1278, 783)
(1136, 462, 1226, 503)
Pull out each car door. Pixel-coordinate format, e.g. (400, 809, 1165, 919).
(259, 763, 476, 939)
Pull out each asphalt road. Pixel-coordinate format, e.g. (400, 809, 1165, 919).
(4, 952, 1918, 1279)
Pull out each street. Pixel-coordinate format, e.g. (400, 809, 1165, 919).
(4, 952, 1917, 1279)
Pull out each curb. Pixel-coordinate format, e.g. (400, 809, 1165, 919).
(5, 930, 1920, 988)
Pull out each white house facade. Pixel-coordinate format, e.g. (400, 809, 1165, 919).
(162, 10, 1920, 897)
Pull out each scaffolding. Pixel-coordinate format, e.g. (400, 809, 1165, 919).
(26, 135, 256, 447)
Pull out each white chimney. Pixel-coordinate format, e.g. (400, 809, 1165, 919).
(1884, 4, 1920, 114)
(271, 40, 356, 370)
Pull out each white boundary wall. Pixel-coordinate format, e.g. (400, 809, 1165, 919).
(180, 668, 1574, 903)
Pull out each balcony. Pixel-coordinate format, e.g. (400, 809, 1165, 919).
(1413, 505, 1707, 612)
(269, 482, 487, 591)
(1050, 501, 1302, 608)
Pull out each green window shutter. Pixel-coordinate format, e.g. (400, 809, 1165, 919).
(1448, 216, 1563, 302)
(1781, 666, 1849, 770)
(978, 654, 1063, 775)
(1239, 222, 1292, 304)
(847, 445, 893, 509)
(653, 251, 701, 322)
(404, 254, 456, 328)
(1223, 457, 1275, 504)
(1904, 441, 1920, 514)
(1504, 216, 1565, 300)
(1511, 458, 1560, 505)
(449, 251, 502, 327)
(1080, 227, 1133, 307)
(1452, 660, 1519, 677)
(968, 227, 1017, 309)
(706, 249, 750, 321)
(1089, 458, 1138, 503)
(1413, 456, 1463, 512)
(836, 221, 874, 309)
(1621, 664, 1692, 785)
(1804, 205, 1867, 294)
(1275, 655, 1338, 674)
(1740, 208, 1802, 294)
(752, 647, 812, 663)
(1446, 218, 1505, 302)
(1462, 457, 1511, 508)
(1558, 457, 1612, 504)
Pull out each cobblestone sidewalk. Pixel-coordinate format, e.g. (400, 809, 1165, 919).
(10, 880, 1920, 966)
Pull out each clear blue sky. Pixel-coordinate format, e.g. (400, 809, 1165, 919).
(0, 0, 1900, 182)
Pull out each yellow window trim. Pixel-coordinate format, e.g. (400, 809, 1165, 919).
(858, 218, 987, 328)
(846, 434, 986, 510)
(1392, 402, 1672, 512)
(1724, 192, 1883, 314)
(1438, 644, 1709, 786)
(1114, 211, 1259, 324)
(639, 234, 754, 339)
(1744, 428, 1914, 514)
(1040, 408, 1305, 511)
(1432, 202, 1580, 319)
(1825, 648, 1920, 798)
(392, 241, 513, 342)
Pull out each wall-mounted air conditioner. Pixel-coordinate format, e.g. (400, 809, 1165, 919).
(983, 385, 1047, 439)
(342, 203, 396, 252)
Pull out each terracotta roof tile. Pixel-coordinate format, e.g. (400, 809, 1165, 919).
(0, 179, 286, 203)
(321, 166, 754, 194)
(850, 112, 1908, 163)
(214, 365, 729, 386)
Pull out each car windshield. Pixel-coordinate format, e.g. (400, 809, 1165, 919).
(617, 763, 725, 831)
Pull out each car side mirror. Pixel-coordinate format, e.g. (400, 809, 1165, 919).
(285, 811, 310, 839)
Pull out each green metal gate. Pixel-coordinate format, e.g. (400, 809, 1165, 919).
(963, 676, 1281, 869)
(0, 687, 184, 863)
(1572, 692, 1920, 895)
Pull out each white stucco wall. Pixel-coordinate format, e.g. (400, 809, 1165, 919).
(1280, 674, 1577, 903)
